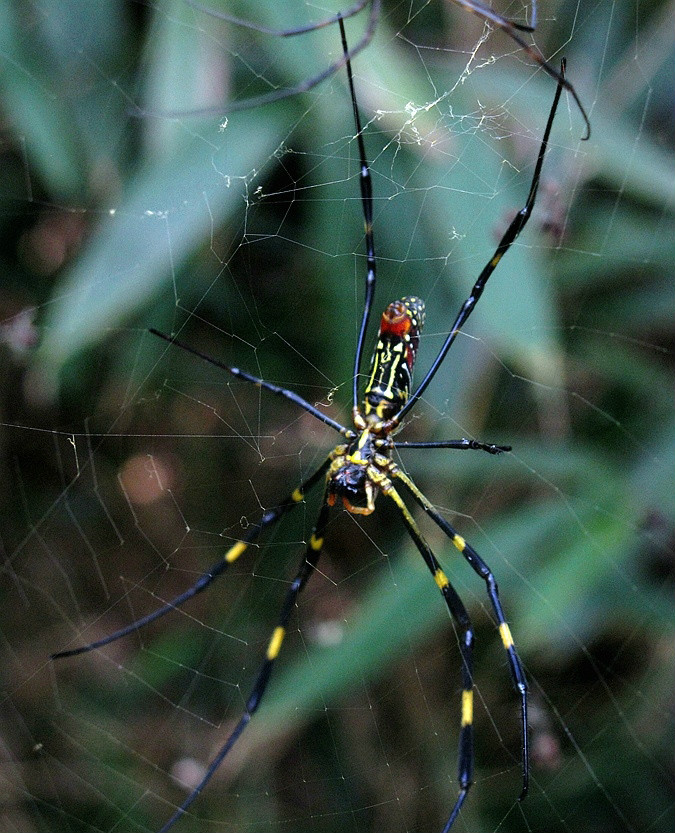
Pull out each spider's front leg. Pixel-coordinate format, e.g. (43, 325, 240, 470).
(448, 0, 589, 137)
(387, 60, 570, 432)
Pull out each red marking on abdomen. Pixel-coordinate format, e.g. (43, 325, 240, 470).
(379, 300, 413, 338)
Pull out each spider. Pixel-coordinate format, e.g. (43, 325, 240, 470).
(52, 15, 569, 833)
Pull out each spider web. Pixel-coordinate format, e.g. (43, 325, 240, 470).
(1, 2, 673, 833)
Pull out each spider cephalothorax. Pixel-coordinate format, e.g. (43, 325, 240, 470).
(327, 437, 383, 514)
(327, 428, 391, 515)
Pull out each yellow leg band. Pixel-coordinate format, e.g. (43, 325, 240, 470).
(461, 689, 474, 726)
(266, 626, 286, 660)
(225, 541, 247, 563)
(452, 534, 466, 552)
(434, 569, 449, 589)
(292, 488, 304, 503)
(310, 533, 324, 551)
(499, 622, 514, 649)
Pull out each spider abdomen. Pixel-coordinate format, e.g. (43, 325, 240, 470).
(364, 296, 425, 421)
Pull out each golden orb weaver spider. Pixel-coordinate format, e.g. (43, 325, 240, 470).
(52, 12, 571, 833)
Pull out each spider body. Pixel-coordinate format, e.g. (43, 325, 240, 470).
(328, 295, 425, 514)
(51, 16, 571, 833)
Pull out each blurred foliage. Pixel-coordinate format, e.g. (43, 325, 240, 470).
(0, 2, 673, 833)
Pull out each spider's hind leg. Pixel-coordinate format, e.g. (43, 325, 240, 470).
(50, 458, 331, 661)
(394, 469, 530, 800)
(384, 484, 476, 830)
(156, 493, 332, 833)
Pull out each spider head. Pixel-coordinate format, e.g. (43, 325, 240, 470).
(328, 462, 376, 515)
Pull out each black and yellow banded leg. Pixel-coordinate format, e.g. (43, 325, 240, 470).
(157, 495, 331, 833)
(388, 63, 569, 429)
(394, 469, 529, 798)
(51, 458, 332, 661)
(384, 485, 475, 828)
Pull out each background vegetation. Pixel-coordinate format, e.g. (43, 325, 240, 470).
(0, 2, 673, 832)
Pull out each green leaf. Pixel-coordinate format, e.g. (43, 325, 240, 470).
(0, 2, 88, 198)
(37, 107, 289, 377)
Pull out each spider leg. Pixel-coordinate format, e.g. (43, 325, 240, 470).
(448, 0, 589, 136)
(336, 16, 377, 415)
(51, 458, 331, 661)
(150, 328, 353, 438)
(186, 0, 370, 37)
(131, 1, 380, 118)
(389, 60, 567, 429)
(157, 494, 331, 833)
(384, 484, 475, 830)
(394, 469, 529, 799)
(450, 0, 536, 33)
(395, 439, 511, 454)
